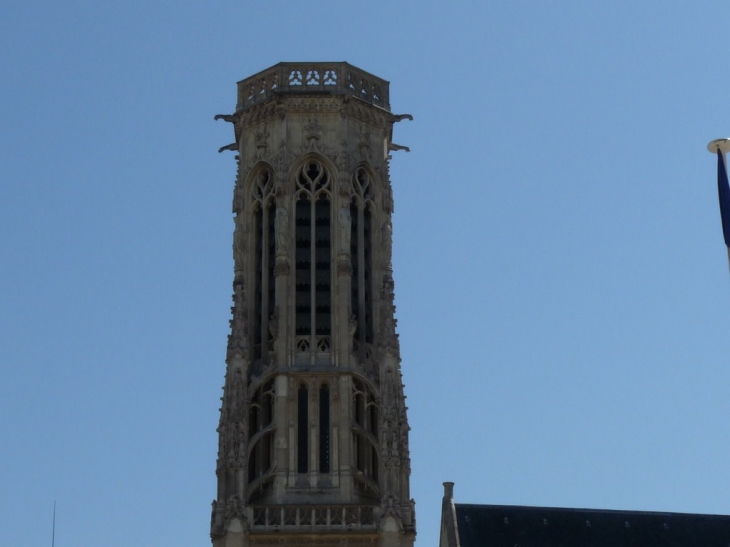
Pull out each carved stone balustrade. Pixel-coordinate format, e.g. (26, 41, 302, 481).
(249, 505, 377, 531)
(236, 62, 390, 112)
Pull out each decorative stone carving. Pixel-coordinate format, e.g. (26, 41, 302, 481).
(228, 370, 246, 421)
(382, 164, 394, 214)
(227, 281, 249, 358)
(381, 220, 393, 270)
(213, 63, 414, 547)
(269, 308, 279, 340)
(391, 114, 414, 123)
(286, 98, 342, 114)
(225, 496, 246, 527)
(233, 220, 245, 276)
(219, 142, 238, 153)
(338, 206, 351, 255)
(339, 180, 353, 199)
(388, 143, 410, 153)
(379, 370, 402, 472)
(255, 128, 269, 157)
(272, 140, 294, 185)
(304, 119, 323, 142)
(275, 183, 288, 198)
(358, 128, 371, 161)
(217, 368, 250, 476)
(340, 100, 390, 127)
(236, 63, 388, 110)
(233, 162, 245, 215)
(299, 117, 332, 156)
(224, 422, 246, 469)
(249, 536, 377, 547)
(274, 258, 290, 277)
(275, 206, 289, 256)
(244, 101, 281, 126)
(337, 139, 352, 174)
(379, 275, 400, 357)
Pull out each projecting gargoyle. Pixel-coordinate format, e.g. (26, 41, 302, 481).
(214, 114, 236, 123)
(392, 114, 414, 122)
(388, 143, 410, 153)
(218, 143, 238, 153)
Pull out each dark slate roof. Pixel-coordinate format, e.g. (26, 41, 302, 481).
(455, 504, 730, 547)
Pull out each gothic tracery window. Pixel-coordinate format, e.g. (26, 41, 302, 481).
(295, 161, 332, 348)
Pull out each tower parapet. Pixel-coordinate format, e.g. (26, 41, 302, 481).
(236, 62, 390, 111)
(212, 62, 414, 547)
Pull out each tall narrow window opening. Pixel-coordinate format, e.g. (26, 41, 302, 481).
(267, 202, 276, 341)
(351, 169, 374, 351)
(252, 170, 276, 362)
(297, 384, 309, 473)
(350, 201, 359, 340)
(294, 161, 331, 347)
(315, 197, 331, 336)
(295, 200, 311, 335)
(254, 208, 263, 352)
(247, 380, 275, 486)
(363, 207, 372, 342)
(352, 378, 378, 484)
(319, 384, 330, 473)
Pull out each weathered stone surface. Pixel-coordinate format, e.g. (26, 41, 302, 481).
(212, 62, 415, 547)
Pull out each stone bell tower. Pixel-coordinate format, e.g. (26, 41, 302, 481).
(211, 62, 415, 547)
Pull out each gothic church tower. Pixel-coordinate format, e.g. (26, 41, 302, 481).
(211, 63, 415, 547)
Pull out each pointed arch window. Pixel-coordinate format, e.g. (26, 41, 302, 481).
(252, 169, 276, 362)
(295, 161, 332, 348)
(350, 168, 374, 350)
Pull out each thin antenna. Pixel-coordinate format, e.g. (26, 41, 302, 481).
(52, 500, 56, 547)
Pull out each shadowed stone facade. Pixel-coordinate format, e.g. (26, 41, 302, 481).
(211, 62, 415, 547)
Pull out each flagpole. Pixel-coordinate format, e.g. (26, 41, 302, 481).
(707, 138, 730, 273)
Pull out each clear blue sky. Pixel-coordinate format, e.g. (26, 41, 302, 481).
(3, 2, 730, 546)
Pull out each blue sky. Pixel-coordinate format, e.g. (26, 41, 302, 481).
(3, 2, 730, 546)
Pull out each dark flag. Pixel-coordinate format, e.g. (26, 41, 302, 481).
(717, 150, 730, 266)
